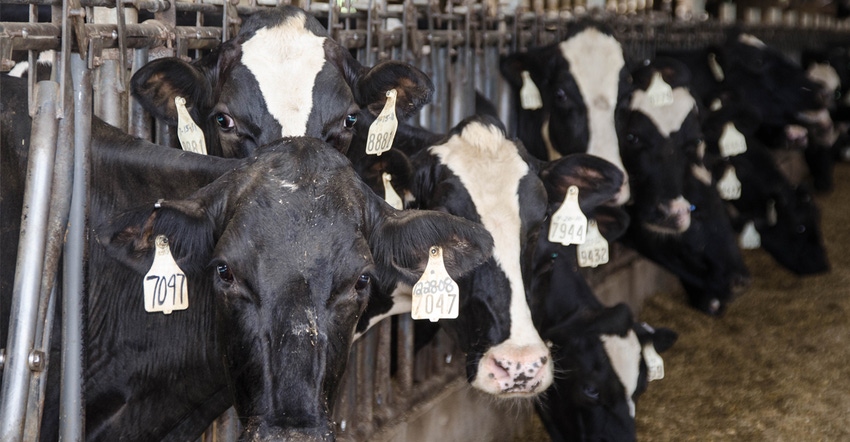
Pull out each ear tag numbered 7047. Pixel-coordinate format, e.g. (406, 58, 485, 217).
(646, 71, 674, 107)
(144, 235, 189, 315)
(175, 96, 207, 155)
(382, 172, 404, 210)
(717, 165, 742, 200)
(548, 185, 588, 246)
(411, 246, 459, 322)
(366, 89, 398, 156)
(719, 122, 747, 157)
(577, 219, 609, 268)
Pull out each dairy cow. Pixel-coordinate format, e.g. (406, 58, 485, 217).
(0, 76, 492, 440)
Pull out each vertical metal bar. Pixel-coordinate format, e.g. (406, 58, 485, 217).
(60, 54, 91, 442)
(129, 48, 151, 139)
(0, 80, 60, 442)
(373, 319, 392, 423)
(395, 315, 413, 408)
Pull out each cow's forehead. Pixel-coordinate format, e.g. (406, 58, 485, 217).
(240, 13, 328, 138)
(559, 28, 624, 110)
(630, 87, 697, 137)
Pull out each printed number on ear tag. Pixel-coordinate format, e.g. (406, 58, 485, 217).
(577, 219, 609, 268)
(144, 235, 189, 315)
(382, 173, 404, 210)
(646, 72, 674, 107)
(643, 343, 665, 382)
(411, 246, 459, 322)
(366, 89, 398, 157)
(175, 96, 207, 155)
(548, 185, 588, 246)
(719, 122, 747, 157)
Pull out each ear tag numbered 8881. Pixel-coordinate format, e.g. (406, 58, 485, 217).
(144, 235, 189, 315)
(366, 89, 398, 156)
(175, 96, 207, 155)
(411, 246, 459, 322)
(548, 186, 588, 246)
(382, 173, 404, 210)
(577, 219, 609, 268)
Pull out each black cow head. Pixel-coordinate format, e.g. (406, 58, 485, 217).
(97, 137, 492, 439)
(131, 5, 433, 158)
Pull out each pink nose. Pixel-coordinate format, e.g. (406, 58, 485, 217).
(477, 346, 552, 395)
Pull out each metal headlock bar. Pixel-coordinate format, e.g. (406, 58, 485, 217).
(0, 0, 848, 440)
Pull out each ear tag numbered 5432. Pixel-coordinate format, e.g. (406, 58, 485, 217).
(411, 246, 459, 322)
(646, 71, 674, 107)
(382, 172, 404, 210)
(719, 122, 747, 157)
(717, 165, 742, 200)
(175, 96, 207, 155)
(366, 89, 398, 156)
(577, 219, 609, 268)
(144, 235, 189, 315)
(548, 185, 588, 246)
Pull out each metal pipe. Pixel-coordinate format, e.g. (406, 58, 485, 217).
(0, 80, 60, 442)
(128, 47, 150, 139)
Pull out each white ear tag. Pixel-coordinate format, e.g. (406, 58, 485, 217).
(520, 71, 543, 110)
(646, 72, 674, 107)
(642, 343, 665, 382)
(548, 186, 588, 246)
(144, 235, 189, 315)
(719, 122, 747, 157)
(717, 165, 742, 200)
(740, 221, 761, 249)
(577, 219, 609, 268)
(175, 97, 207, 155)
(710, 98, 723, 111)
(708, 52, 725, 82)
(366, 89, 398, 156)
(411, 246, 460, 322)
(382, 173, 404, 210)
(766, 199, 778, 226)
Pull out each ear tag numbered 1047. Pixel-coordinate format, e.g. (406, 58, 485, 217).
(739, 221, 761, 249)
(577, 219, 609, 268)
(144, 235, 189, 315)
(411, 246, 459, 322)
(382, 173, 404, 210)
(719, 122, 747, 157)
(646, 71, 674, 107)
(520, 70, 543, 110)
(175, 96, 207, 155)
(366, 89, 398, 156)
(642, 343, 666, 382)
(548, 185, 588, 246)
(717, 165, 742, 200)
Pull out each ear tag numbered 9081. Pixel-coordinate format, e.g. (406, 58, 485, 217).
(366, 89, 398, 157)
(717, 165, 742, 200)
(382, 172, 404, 210)
(175, 96, 207, 155)
(646, 71, 674, 107)
(577, 219, 609, 268)
(548, 186, 588, 246)
(411, 246, 459, 322)
(719, 122, 747, 157)
(144, 235, 189, 315)
(520, 70, 543, 110)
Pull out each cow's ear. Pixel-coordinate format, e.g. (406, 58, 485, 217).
(584, 303, 634, 337)
(96, 200, 215, 276)
(351, 148, 415, 206)
(635, 323, 679, 353)
(350, 58, 434, 121)
(541, 153, 625, 213)
(131, 57, 214, 126)
(370, 208, 494, 286)
(590, 205, 630, 242)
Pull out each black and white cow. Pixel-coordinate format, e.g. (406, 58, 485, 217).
(131, 5, 433, 158)
(500, 22, 632, 204)
(1, 77, 492, 440)
(619, 58, 750, 315)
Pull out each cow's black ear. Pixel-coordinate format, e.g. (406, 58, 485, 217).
(635, 323, 679, 353)
(350, 148, 415, 205)
(590, 205, 630, 242)
(96, 200, 215, 277)
(131, 57, 214, 126)
(585, 303, 634, 336)
(353, 60, 434, 121)
(540, 153, 625, 213)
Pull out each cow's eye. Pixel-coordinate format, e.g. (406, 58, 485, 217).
(555, 88, 568, 102)
(217, 263, 234, 283)
(344, 114, 357, 129)
(215, 113, 235, 131)
(355, 274, 370, 291)
(796, 225, 806, 233)
(582, 383, 600, 401)
(625, 133, 641, 147)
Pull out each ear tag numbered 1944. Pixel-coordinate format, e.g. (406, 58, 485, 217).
(366, 89, 398, 157)
(382, 173, 404, 210)
(548, 185, 588, 246)
(144, 235, 189, 315)
(411, 246, 459, 322)
(175, 96, 207, 155)
(577, 219, 609, 268)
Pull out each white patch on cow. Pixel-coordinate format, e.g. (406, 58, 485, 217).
(807, 63, 841, 93)
(738, 33, 766, 48)
(353, 283, 412, 341)
(7, 50, 55, 78)
(630, 87, 697, 137)
(601, 330, 642, 418)
(241, 13, 326, 137)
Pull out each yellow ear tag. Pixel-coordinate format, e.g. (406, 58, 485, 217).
(411, 246, 459, 322)
(520, 71, 543, 110)
(642, 343, 665, 382)
(175, 96, 207, 155)
(719, 122, 747, 157)
(548, 185, 588, 246)
(708, 52, 725, 82)
(646, 72, 674, 107)
(739, 221, 761, 249)
(577, 219, 609, 268)
(366, 89, 398, 156)
(382, 173, 404, 210)
(717, 165, 742, 200)
(144, 235, 189, 315)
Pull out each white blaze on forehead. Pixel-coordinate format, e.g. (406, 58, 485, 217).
(601, 330, 642, 418)
(560, 28, 626, 173)
(241, 13, 326, 137)
(630, 87, 697, 137)
(430, 122, 541, 346)
(738, 33, 766, 48)
(807, 63, 841, 92)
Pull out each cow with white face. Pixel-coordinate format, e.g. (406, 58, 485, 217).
(500, 22, 632, 204)
(131, 5, 433, 158)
